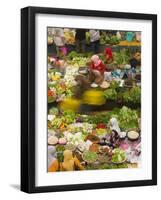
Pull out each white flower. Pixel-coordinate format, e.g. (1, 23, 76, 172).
(55, 72, 62, 76)
(74, 132, 82, 139)
(64, 132, 73, 141)
(48, 115, 55, 121)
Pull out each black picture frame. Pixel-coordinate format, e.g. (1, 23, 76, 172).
(21, 6, 157, 193)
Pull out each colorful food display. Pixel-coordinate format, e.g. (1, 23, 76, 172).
(47, 28, 141, 172)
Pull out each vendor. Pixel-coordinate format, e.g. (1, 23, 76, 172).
(88, 55, 105, 87)
(104, 47, 113, 64)
(53, 28, 66, 57)
(48, 56, 67, 74)
(75, 29, 86, 53)
(89, 30, 100, 54)
(129, 52, 141, 69)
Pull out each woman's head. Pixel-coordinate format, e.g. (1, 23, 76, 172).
(91, 55, 100, 65)
(134, 52, 141, 62)
(104, 48, 113, 58)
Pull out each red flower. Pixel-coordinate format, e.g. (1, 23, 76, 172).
(96, 123, 106, 129)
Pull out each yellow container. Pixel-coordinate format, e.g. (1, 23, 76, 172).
(59, 98, 81, 112)
(82, 90, 106, 105)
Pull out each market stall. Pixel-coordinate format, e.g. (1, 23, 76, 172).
(47, 28, 141, 172)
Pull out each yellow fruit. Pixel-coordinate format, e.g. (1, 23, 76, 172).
(52, 75, 60, 81)
(48, 159, 59, 172)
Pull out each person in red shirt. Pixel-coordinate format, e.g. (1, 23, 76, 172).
(104, 47, 113, 64)
(88, 55, 105, 86)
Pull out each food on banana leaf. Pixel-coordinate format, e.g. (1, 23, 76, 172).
(82, 151, 98, 163)
(112, 148, 126, 164)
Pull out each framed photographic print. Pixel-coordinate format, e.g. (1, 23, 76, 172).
(21, 6, 157, 193)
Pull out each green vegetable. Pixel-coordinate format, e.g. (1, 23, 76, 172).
(113, 49, 130, 65)
(100, 31, 110, 45)
(50, 110, 76, 129)
(108, 35, 120, 45)
(67, 51, 79, 60)
(83, 113, 110, 124)
(112, 106, 139, 130)
(56, 145, 65, 152)
(85, 31, 90, 44)
(104, 88, 117, 101)
(48, 96, 55, 103)
(56, 151, 64, 162)
(110, 80, 120, 90)
(67, 56, 90, 67)
(49, 107, 59, 115)
(82, 151, 98, 163)
(48, 68, 57, 73)
(63, 110, 76, 124)
(112, 148, 126, 163)
(81, 106, 140, 131)
(86, 163, 128, 170)
(98, 163, 128, 169)
(50, 107, 139, 132)
(48, 83, 56, 88)
(51, 118, 62, 128)
(122, 86, 141, 104)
